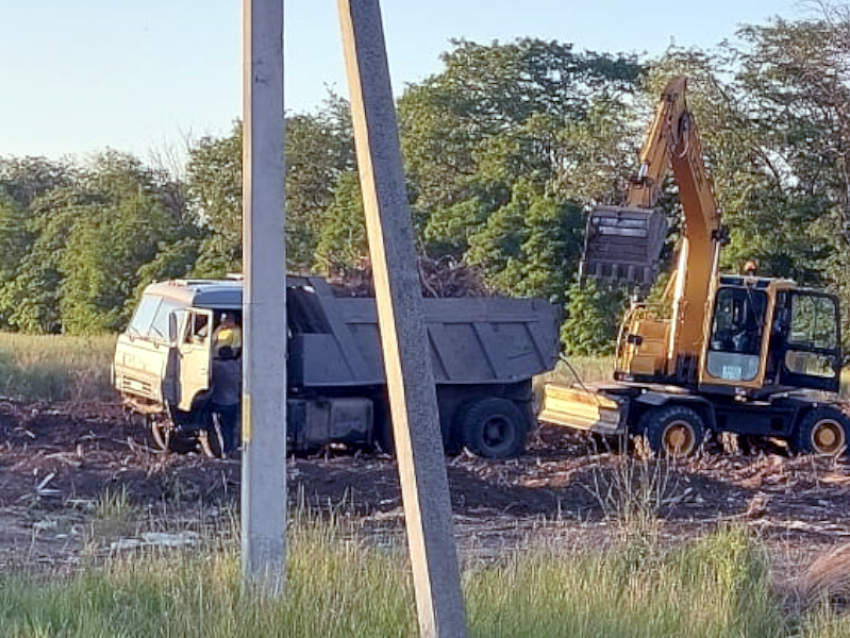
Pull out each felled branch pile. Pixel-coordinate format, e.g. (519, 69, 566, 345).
(327, 257, 492, 298)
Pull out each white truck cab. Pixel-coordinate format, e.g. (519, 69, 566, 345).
(113, 280, 241, 449)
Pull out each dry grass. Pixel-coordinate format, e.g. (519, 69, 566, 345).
(0, 332, 116, 402)
(780, 542, 850, 616)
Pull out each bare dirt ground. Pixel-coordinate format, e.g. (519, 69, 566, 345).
(1, 400, 849, 571)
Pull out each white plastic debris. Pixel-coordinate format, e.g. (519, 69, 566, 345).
(110, 538, 142, 551)
(140, 531, 199, 547)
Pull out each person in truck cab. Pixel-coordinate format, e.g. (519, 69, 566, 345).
(213, 312, 242, 358)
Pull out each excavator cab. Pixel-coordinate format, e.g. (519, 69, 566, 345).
(701, 279, 842, 394)
(581, 206, 668, 287)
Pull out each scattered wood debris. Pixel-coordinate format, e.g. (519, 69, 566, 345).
(326, 256, 493, 298)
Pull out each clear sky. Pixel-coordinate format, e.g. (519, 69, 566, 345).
(0, 0, 804, 160)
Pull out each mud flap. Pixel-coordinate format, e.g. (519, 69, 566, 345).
(580, 206, 668, 287)
(538, 383, 626, 435)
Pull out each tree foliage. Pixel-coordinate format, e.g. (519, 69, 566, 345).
(4, 11, 850, 355)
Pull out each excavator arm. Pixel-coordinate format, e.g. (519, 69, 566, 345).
(582, 76, 723, 378)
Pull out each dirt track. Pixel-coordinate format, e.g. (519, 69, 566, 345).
(2, 400, 850, 569)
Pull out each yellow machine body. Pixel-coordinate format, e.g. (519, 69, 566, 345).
(542, 77, 845, 452)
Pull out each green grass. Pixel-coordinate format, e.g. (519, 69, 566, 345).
(0, 332, 115, 402)
(1, 518, 847, 638)
(533, 355, 614, 409)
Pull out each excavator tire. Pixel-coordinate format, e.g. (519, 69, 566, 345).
(792, 407, 850, 456)
(638, 404, 705, 459)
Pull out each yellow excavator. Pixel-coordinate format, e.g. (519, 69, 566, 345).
(539, 76, 849, 457)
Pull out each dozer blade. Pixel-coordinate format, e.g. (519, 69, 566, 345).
(580, 206, 668, 286)
(538, 383, 625, 434)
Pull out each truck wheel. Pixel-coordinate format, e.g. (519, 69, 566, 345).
(458, 398, 528, 459)
(370, 397, 395, 455)
(792, 407, 850, 456)
(147, 416, 196, 454)
(199, 419, 226, 458)
(639, 405, 705, 458)
(148, 416, 171, 452)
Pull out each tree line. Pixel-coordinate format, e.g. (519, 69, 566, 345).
(2, 3, 850, 354)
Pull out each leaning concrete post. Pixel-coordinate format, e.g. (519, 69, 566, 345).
(337, 1, 468, 637)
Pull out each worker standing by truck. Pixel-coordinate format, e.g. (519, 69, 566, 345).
(210, 345, 242, 454)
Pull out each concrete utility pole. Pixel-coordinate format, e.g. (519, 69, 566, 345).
(241, 0, 287, 593)
(337, 1, 467, 637)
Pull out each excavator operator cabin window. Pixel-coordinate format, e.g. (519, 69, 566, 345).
(706, 287, 767, 382)
(783, 293, 840, 379)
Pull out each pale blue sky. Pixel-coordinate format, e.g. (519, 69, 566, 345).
(0, 0, 804, 160)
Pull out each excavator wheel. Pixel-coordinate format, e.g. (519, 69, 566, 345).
(638, 404, 705, 459)
(792, 407, 850, 456)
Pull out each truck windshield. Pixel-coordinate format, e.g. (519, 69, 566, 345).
(126, 295, 186, 342)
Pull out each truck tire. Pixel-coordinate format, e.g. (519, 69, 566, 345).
(199, 416, 226, 458)
(148, 415, 171, 452)
(792, 406, 850, 456)
(370, 396, 395, 455)
(147, 415, 196, 454)
(638, 404, 705, 458)
(458, 398, 528, 459)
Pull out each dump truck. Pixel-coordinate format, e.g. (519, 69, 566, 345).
(539, 76, 850, 457)
(113, 275, 561, 458)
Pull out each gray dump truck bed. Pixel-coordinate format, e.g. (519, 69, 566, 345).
(288, 278, 561, 388)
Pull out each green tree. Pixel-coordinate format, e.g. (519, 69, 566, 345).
(731, 6, 850, 297)
(0, 156, 73, 208)
(398, 38, 644, 264)
(560, 280, 627, 356)
(465, 181, 584, 302)
(186, 123, 243, 277)
(188, 97, 355, 276)
(313, 171, 367, 275)
(57, 152, 200, 333)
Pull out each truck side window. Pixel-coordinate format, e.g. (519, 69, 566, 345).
(185, 313, 210, 344)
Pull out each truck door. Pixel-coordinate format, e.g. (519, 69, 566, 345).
(176, 308, 214, 412)
(778, 292, 841, 392)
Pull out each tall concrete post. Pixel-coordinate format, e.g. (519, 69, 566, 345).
(241, 0, 287, 593)
(337, 1, 467, 637)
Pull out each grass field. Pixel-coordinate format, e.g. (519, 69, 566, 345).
(1, 337, 850, 634)
(0, 515, 848, 638)
(0, 333, 116, 402)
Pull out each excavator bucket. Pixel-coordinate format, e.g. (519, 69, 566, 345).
(580, 206, 668, 287)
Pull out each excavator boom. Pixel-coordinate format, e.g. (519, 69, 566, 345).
(582, 77, 722, 377)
